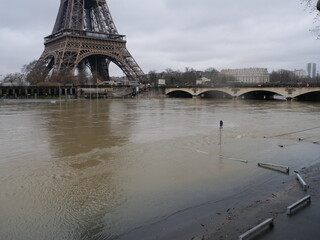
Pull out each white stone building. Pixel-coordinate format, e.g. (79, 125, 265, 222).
(294, 69, 307, 78)
(221, 68, 269, 83)
(158, 79, 166, 86)
(196, 77, 211, 85)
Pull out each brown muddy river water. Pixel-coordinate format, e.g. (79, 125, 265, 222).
(0, 98, 320, 240)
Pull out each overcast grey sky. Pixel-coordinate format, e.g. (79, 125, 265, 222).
(0, 0, 319, 77)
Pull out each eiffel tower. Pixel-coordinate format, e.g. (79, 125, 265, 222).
(35, 0, 145, 83)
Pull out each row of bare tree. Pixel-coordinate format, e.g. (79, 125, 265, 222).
(1, 60, 93, 86)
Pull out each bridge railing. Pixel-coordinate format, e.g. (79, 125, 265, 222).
(162, 82, 320, 88)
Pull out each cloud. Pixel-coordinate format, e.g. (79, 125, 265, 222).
(0, 0, 319, 77)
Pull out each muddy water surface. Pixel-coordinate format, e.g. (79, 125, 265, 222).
(0, 99, 320, 240)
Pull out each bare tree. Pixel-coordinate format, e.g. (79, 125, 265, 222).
(22, 60, 49, 85)
(148, 70, 158, 86)
(270, 70, 298, 83)
(50, 75, 75, 86)
(3, 73, 26, 86)
(305, 0, 320, 10)
(302, 0, 320, 36)
(21, 60, 38, 76)
(76, 71, 90, 85)
(302, 0, 319, 11)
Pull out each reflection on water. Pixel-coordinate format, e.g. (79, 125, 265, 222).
(46, 101, 132, 157)
(0, 99, 320, 240)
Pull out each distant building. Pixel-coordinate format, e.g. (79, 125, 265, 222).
(110, 76, 128, 83)
(103, 80, 121, 86)
(307, 63, 316, 78)
(220, 68, 269, 83)
(294, 69, 307, 78)
(196, 77, 211, 85)
(158, 79, 166, 86)
(1, 82, 20, 86)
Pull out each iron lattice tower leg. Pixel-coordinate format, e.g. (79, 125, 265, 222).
(35, 0, 145, 83)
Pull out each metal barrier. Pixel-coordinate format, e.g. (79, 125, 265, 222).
(296, 174, 309, 191)
(239, 218, 274, 240)
(287, 195, 311, 216)
(257, 162, 290, 174)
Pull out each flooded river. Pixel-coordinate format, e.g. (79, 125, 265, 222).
(0, 98, 320, 240)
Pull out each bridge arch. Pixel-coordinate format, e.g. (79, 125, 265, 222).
(166, 90, 193, 98)
(294, 90, 320, 101)
(238, 90, 286, 100)
(197, 90, 233, 99)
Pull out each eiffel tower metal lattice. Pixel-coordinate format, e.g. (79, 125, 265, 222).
(36, 0, 145, 83)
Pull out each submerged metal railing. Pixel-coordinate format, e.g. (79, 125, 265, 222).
(287, 195, 311, 216)
(257, 162, 290, 174)
(239, 218, 274, 240)
(296, 174, 309, 191)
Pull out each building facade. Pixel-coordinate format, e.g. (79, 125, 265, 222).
(220, 68, 269, 83)
(196, 77, 211, 85)
(307, 63, 316, 78)
(294, 69, 307, 78)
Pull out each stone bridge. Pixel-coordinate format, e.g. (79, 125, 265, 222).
(164, 86, 320, 100)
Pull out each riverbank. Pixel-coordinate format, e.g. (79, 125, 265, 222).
(0, 85, 160, 99)
(117, 152, 320, 240)
(201, 161, 320, 240)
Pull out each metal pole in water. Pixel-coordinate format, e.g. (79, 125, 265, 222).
(89, 80, 92, 101)
(59, 84, 61, 100)
(96, 83, 98, 100)
(219, 120, 223, 145)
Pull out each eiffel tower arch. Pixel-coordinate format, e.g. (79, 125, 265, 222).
(35, 0, 145, 84)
